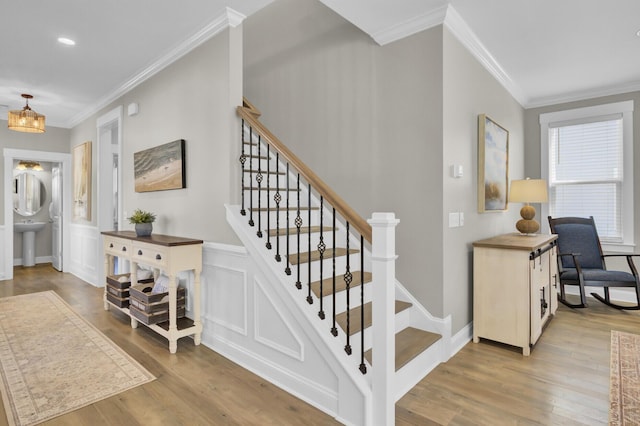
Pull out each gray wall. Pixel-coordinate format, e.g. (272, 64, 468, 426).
(243, 0, 527, 332)
(524, 91, 640, 252)
(442, 29, 524, 331)
(69, 27, 243, 244)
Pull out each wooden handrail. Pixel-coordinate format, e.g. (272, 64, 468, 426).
(237, 102, 372, 243)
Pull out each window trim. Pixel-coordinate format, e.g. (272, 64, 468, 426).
(540, 100, 634, 253)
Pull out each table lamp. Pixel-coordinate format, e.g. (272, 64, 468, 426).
(509, 178, 548, 234)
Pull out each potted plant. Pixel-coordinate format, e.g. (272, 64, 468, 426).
(128, 209, 156, 237)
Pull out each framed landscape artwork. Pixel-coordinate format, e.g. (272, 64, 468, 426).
(134, 139, 186, 193)
(72, 141, 92, 221)
(477, 114, 509, 212)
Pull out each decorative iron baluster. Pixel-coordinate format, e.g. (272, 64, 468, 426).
(295, 173, 302, 289)
(248, 127, 254, 227)
(239, 120, 246, 216)
(274, 153, 281, 262)
(344, 221, 352, 355)
(285, 163, 291, 275)
(359, 234, 367, 374)
(256, 135, 263, 238)
(317, 196, 325, 319)
(265, 144, 272, 250)
(331, 209, 338, 336)
(306, 184, 313, 305)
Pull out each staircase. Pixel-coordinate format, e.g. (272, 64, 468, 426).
(225, 99, 450, 425)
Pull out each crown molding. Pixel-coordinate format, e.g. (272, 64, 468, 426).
(526, 80, 640, 109)
(443, 6, 527, 107)
(65, 7, 246, 128)
(372, 4, 448, 46)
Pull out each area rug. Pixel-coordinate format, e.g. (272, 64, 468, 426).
(0, 291, 155, 426)
(610, 330, 640, 425)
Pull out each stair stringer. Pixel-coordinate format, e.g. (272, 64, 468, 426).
(225, 204, 373, 426)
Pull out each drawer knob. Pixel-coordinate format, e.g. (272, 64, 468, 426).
(138, 250, 143, 255)
(109, 243, 113, 248)
(122, 247, 126, 252)
(156, 254, 162, 260)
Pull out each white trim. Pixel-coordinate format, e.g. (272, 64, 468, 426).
(443, 6, 527, 106)
(65, 8, 246, 128)
(527, 80, 640, 109)
(202, 264, 248, 336)
(372, 4, 448, 46)
(540, 100, 634, 247)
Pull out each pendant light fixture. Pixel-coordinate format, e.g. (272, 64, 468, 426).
(8, 94, 46, 133)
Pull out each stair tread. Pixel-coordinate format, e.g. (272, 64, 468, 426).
(364, 327, 442, 371)
(289, 248, 358, 265)
(310, 271, 372, 298)
(336, 300, 412, 336)
(243, 187, 301, 192)
(244, 169, 285, 175)
(249, 207, 319, 212)
(267, 226, 336, 237)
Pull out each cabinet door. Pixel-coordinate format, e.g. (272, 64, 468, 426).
(549, 246, 559, 314)
(530, 251, 550, 344)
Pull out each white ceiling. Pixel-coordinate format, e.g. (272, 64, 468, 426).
(2, 0, 640, 128)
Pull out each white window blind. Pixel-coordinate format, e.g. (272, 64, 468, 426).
(548, 117, 623, 242)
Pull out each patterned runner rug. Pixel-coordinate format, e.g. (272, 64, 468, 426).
(0, 291, 155, 426)
(611, 330, 640, 425)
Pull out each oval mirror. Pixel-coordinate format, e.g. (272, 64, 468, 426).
(13, 172, 47, 217)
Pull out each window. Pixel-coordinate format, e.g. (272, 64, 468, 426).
(540, 101, 634, 252)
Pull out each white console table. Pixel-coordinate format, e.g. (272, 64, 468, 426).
(102, 230, 203, 353)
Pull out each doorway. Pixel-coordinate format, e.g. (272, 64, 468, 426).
(3, 149, 71, 280)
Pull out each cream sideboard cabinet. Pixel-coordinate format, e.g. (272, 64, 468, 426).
(102, 231, 203, 354)
(472, 233, 558, 355)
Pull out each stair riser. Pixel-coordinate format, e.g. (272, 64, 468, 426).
(286, 256, 366, 282)
(245, 210, 321, 227)
(354, 307, 413, 351)
(316, 284, 373, 315)
(260, 236, 356, 257)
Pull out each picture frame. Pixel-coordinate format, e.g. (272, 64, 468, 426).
(72, 141, 92, 221)
(134, 139, 186, 193)
(478, 114, 509, 212)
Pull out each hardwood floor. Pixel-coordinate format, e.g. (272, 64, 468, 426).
(0, 265, 634, 425)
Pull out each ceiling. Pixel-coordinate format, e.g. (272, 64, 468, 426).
(2, 0, 640, 129)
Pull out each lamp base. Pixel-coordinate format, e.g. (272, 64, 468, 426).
(516, 205, 540, 234)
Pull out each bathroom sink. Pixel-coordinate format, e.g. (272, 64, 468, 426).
(14, 221, 46, 233)
(14, 221, 46, 267)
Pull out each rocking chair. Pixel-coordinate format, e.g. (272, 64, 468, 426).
(548, 216, 640, 309)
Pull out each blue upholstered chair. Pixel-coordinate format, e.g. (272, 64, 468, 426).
(548, 216, 640, 309)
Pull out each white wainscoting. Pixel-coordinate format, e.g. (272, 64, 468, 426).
(199, 242, 366, 424)
(0, 225, 5, 280)
(68, 223, 100, 286)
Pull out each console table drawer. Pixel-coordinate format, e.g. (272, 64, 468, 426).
(131, 243, 168, 268)
(104, 237, 131, 257)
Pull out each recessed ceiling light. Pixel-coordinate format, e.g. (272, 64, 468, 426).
(636, 29, 640, 37)
(57, 37, 76, 46)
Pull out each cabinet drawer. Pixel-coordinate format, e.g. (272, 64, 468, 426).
(104, 237, 131, 257)
(131, 243, 168, 268)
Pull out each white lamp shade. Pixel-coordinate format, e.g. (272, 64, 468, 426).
(509, 179, 548, 203)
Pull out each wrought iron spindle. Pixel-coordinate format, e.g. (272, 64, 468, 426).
(265, 145, 272, 250)
(285, 163, 291, 275)
(331, 209, 338, 336)
(306, 184, 313, 305)
(359, 234, 367, 374)
(248, 127, 254, 227)
(274, 153, 281, 262)
(239, 120, 246, 216)
(344, 221, 352, 355)
(317, 197, 325, 319)
(256, 135, 263, 238)
(295, 173, 302, 289)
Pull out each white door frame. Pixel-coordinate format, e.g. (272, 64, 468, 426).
(3, 149, 72, 280)
(96, 106, 123, 277)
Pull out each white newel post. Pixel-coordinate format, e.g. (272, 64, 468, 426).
(368, 212, 399, 426)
